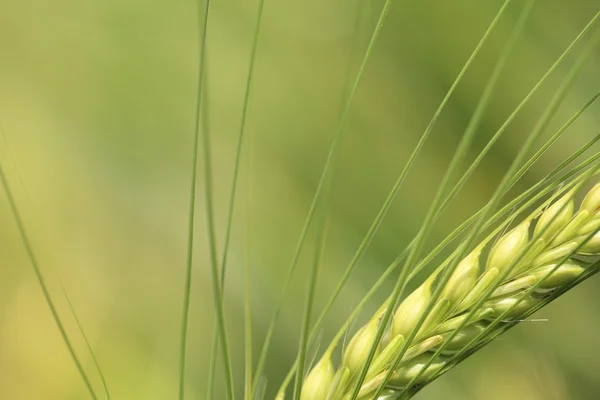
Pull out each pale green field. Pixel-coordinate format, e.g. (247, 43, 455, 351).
(1, 0, 600, 399)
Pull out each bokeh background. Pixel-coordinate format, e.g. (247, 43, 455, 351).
(1, 0, 600, 399)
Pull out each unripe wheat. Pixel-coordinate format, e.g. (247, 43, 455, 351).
(298, 182, 600, 400)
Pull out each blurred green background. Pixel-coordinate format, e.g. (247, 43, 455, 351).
(1, 0, 600, 399)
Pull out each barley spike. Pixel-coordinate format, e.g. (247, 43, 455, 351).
(293, 181, 600, 400)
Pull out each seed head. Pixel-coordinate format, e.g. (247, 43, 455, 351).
(294, 180, 600, 400)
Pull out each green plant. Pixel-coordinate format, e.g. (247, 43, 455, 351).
(2, 0, 600, 399)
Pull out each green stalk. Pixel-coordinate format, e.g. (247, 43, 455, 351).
(179, 0, 217, 399)
(60, 283, 111, 399)
(0, 145, 99, 399)
(205, 0, 267, 397)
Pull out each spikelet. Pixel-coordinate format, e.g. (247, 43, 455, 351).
(441, 247, 481, 309)
(342, 319, 380, 377)
(300, 356, 335, 400)
(534, 190, 575, 242)
(392, 278, 433, 339)
(487, 219, 530, 275)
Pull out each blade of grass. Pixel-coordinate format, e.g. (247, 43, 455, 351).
(292, 204, 331, 399)
(179, 0, 220, 399)
(351, 1, 537, 398)
(393, 21, 600, 400)
(60, 283, 111, 399)
(206, 0, 267, 398)
(206, 335, 218, 400)
(252, 0, 394, 390)
(0, 130, 99, 399)
(217, 0, 265, 293)
(243, 56, 257, 400)
(243, 171, 254, 400)
(1, 128, 109, 399)
(339, 0, 369, 104)
(203, 60, 219, 400)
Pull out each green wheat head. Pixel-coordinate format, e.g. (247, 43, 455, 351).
(295, 180, 600, 400)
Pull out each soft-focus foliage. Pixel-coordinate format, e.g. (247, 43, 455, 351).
(1, 0, 599, 399)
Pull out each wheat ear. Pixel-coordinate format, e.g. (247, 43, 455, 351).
(296, 178, 600, 400)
